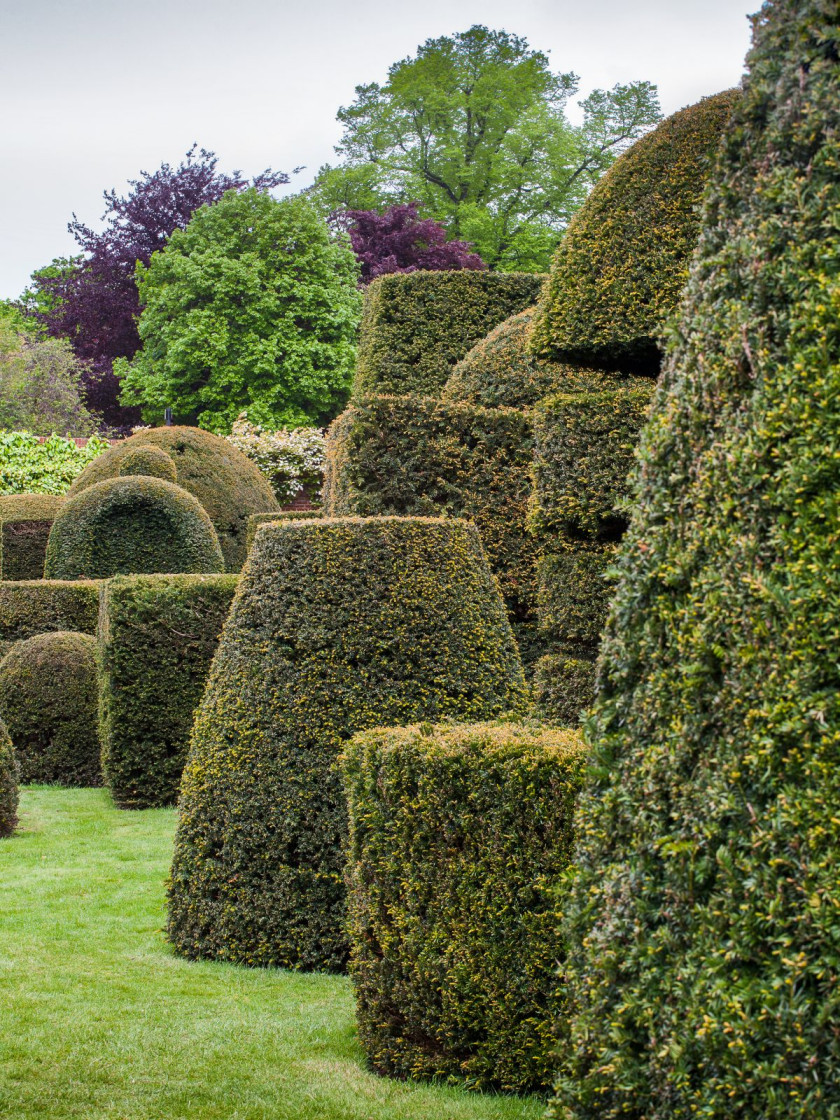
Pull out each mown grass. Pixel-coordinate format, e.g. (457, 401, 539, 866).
(0, 787, 543, 1120)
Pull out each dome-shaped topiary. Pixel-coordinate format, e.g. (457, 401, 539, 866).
(45, 476, 224, 580)
(168, 516, 526, 973)
(531, 89, 741, 375)
(117, 444, 177, 483)
(67, 426, 279, 570)
(0, 631, 99, 786)
(0, 717, 17, 837)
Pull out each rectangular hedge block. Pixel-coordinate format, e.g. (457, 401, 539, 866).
(245, 509, 321, 553)
(0, 494, 65, 580)
(354, 271, 546, 398)
(342, 719, 586, 1095)
(98, 573, 239, 809)
(0, 579, 100, 658)
(537, 540, 617, 656)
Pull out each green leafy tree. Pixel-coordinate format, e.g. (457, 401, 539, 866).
(0, 324, 99, 435)
(118, 190, 362, 432)
(314, 26, 662, 270)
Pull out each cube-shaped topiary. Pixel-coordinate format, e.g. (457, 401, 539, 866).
(45, 476, 225, 580)
(0, 579, 101, 660)
(67, 426, 279, 571)
(98, 573, 239, 809)
(0, 631, 99, 786)
(117, 445, 177, 482)
(0, 494, 66, 581)
(0, 717, 17, 838)
(343, 719, 586, 1094)
(168, 516, 526, 972)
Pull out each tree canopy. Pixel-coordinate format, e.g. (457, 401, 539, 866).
(345, 202, 485, 282)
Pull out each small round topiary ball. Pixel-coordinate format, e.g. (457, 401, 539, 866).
(45, 476, 225, 580)
(0, 716, 18, 836)
(0, 631, 100, 786)
(118, 445, 178, 483)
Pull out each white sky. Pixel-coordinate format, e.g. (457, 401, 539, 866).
(0, 0, 756, 299)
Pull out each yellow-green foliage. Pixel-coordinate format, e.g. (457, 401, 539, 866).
(117, 445, 178, 483)
(0, 493, 65, 580)
(168, 517, 525, 973)
(45, 476, 225, 580)
(0, 717, 17, 838)
(98, 573, 239, 809)
(245, 509, 321, 553)
(343, 720, 585, 1095)
(554, 4, 840, 1116)
(531, 90, 740, 373)
(67, 426, 279, 571)
(532, 654, 597, 726)
(355, 271, 546, 398)
(0, 579, 100, 659)
(324, 396, 540, 660)
(0, 630, 99, 786)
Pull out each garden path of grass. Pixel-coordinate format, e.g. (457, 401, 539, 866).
(0, 787, 543, 1120)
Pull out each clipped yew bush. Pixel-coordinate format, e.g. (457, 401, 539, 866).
(99, 573, 239, 809)
(532, 655, 597, 726)
(245, 509, 321, 553)
(168, 516, 525, 972)
(531, 89, 740, 374)
(0, 493, 65, 580)
(555, 4, 840, 1116)
(0, 718, 17, 837)
(45, 476, 224, 580)
(117, 444, 177, 482)
(0, 579, 100, 660)
(343, 720, 585, 1095)
(0, 631, 99, 786)
(67, 426, 279, 570)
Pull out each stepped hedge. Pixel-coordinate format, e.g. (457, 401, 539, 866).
(554, 4, 840, 1116)
(168, 516, 525, 972)
(0, 493, 65, 580)
(343, 720, 585, 1095)
(98, 573, 239, 809)
(0, 579, 100, 659)
(0, 718, 17, 838)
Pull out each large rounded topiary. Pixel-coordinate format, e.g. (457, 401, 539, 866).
(45, 476, 224, 581)
(67, 426, 279, 571)
(168, 516, 525, 972)
(0, 631, 99, 786)
(555, 4, 840, 1117)
(0, 717, 17, 837)
(531, 89, 740, 375)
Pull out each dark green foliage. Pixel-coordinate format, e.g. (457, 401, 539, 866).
(532, 655, 596, 725)
(245, 509, 321, 553)
(343, 719, 585, 1094)
(555, 5, 840, 1117)
(168, 516, 525, 972)
(0, 580, 100, 653)
(536, 541, 616, 655)
(0, 493, 65, 580)
(531, 90, 740, 374)
(354, 270, 546, 397)
(67, 426, 279, 571)
(98, 573, 239, 809)
(324, 395, 540, 659)
(45, 476, 224, 580)
(117, 445, 177, 482)
(0, 631, 99, 786)
(0, 718, 17, 837)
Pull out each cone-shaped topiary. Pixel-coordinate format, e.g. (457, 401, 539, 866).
(168, 516, 526, 972)
(531, 89, 740, 375)
(45, 476, 224, 580)
(0, 631, 99, 786)
(555, 4, 840, 1117)
(67, 426, 279, 570)
(117, 444, 177, 482)
(0, 717, 17, 837)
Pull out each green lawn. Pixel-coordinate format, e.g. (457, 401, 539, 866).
(0, 788, 543, 1120)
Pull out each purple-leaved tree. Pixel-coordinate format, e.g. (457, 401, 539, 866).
(30, 146, 288, 428)
(345, 203, 485, 285)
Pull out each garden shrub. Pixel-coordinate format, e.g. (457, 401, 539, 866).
(0, 431, 109, 495)
(98, 573, 239, 809)
(0, 630, 99, 785)
(354, 270, 546, 398)
(117, 444, 177, 482)
(324, 395, 540, 660)
(531, 90, 740, 374)
(0, 493, 65, 580)
(554, 5, 840, 1116)
(228, 416, 326, 505)
(45, 476, 224, 580)
(0, 579, 100, 658)
(67, 426, 279, 570)
(0, 717, 16, 838)
(532, 654, 596, 726)
(168, 516, 525, 972)
(245, 509, 321, 553)
(342, 719, 585, 1094)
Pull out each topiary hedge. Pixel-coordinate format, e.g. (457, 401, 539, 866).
(45, 476, 225, 581)
(245, 509, 321, 553)
(98, 573, 239, 809)
(554, 5, 840, 1116)
(67, 426, 279, 571)
(168, 516, 525, 972)
(0, 493, 65, 580)
(117, 444, 178, 482)
(532, 654, 597, 726)
(0, 718, 17, 838)
(343, 719, 585, 1095)
(354, 271, 546, 398)
(0, 631, 100, 786)
(0, 579, 100, 660)
(531, 90, 740, 374)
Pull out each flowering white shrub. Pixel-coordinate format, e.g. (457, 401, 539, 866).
(227, 414, 325, 504)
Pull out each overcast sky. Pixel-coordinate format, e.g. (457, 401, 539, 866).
(1, 0, 756, 299)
